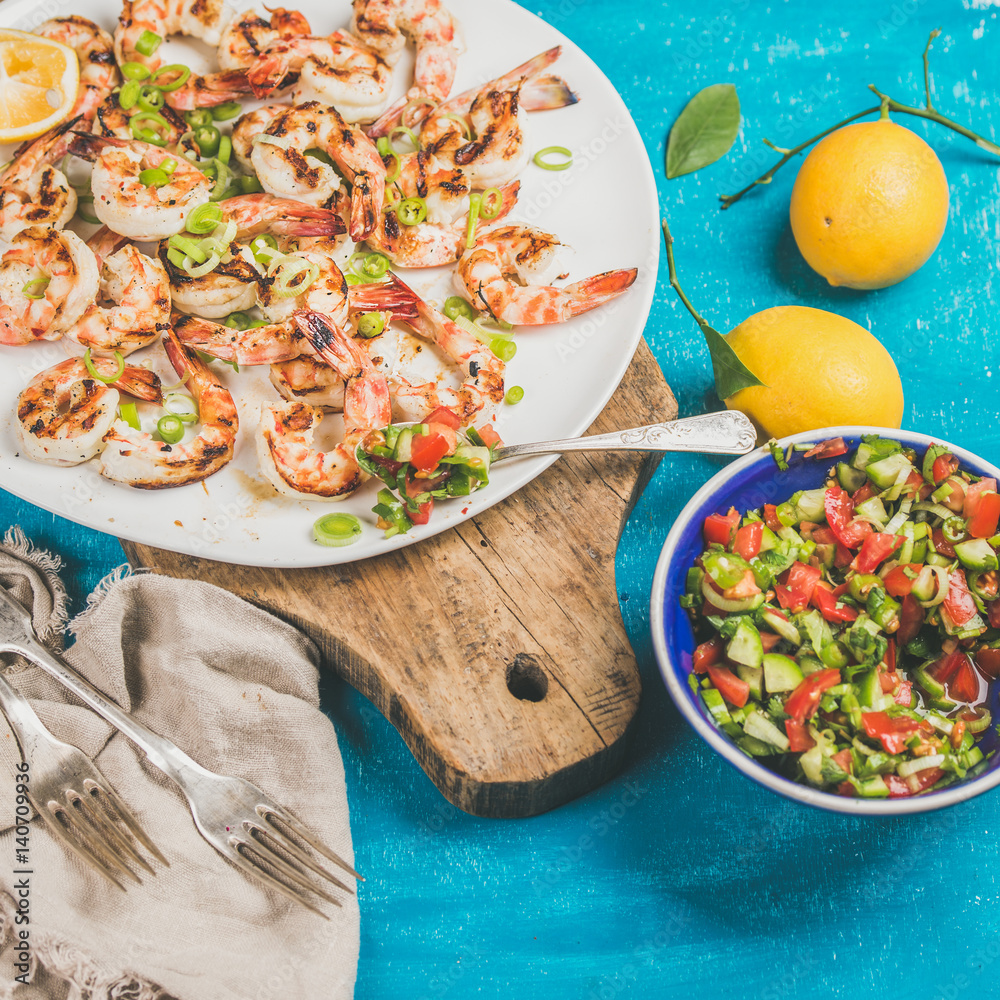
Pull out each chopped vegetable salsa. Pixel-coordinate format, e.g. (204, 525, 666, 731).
(356, 407, 503, 537)
(683, 435, 1000, 799)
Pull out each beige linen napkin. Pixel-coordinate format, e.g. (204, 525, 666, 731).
(0, 529, 360, 1000)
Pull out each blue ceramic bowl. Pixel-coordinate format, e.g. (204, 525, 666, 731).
(650, 426, 1000, 815)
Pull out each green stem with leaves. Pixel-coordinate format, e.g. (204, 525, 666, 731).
(720, 29, 1000, 209)
(661, 219, 765, 399)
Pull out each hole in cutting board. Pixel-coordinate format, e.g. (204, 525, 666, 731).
(506, 654, 548, 702)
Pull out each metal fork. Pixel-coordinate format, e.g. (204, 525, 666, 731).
(0, 587, 361, 917)
(0, 669, 167, 889)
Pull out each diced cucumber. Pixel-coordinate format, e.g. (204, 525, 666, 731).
(841, 689, 862, 729)
(394, 427, 414, 462)
(853, 437, 901, 471)
(762, 653, 803, 693)
(954, 537, 1000, 572)
(798, 609, 833, 653)
(866, 453, 914, 489)
(736, 664, 763, 701)
(761, 609, 802, 645)
(701, 687, 733, 728)
(857, 668, 884, 711)
(798, 655, 826, 676)
(962, 747, 985, 769)
(838, 462, 867, 493)
(897, 753, 944, 778)
(791, 488, 828, 523)
(853, 775, 890, 798)
(743, 709, 790, 751)
(727, 617, 763, 668)
(855, 496, 889, 528)
(737, 734, 779, 757)
(759, 525, 779, 552)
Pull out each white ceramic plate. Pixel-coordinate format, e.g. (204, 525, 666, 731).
(0, 0, 659, 567)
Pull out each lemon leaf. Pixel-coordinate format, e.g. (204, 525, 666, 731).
(700, 323, 766, 400)
(666, 84, 741, 180)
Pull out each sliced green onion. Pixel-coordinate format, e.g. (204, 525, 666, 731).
(161, 158, 177, 176)
(211, 101, 243, 121)
(388, 125, 420, 154)
(21, 276, 50, 300)
(271, 257, 320, 298)
(357, 312, 385, 338)
(76, 197, 101, 225)
(397, 196, 427, 226)
(345, 273, 362, 286)
(121, 61, 151, 81)
(224, 311, 252, 330)
(239, 174, 264, 194)
(186, 202, 224, 235)
(250, 233, 278, 264)
(168, 234, 208, 263)
(83, 348, 124, 383)
(252, 132, 291, 150)
(437, 111, 471, 140)
(119, 79, 141, 110)
(164, 392, 199, 422)
(137, 85, 165, 112)
(184, 252, 222, 278)
(376, 137, 390, 157)
(195, 125, 221, 159)
(157, 414, 184, 444)
(505, 385, 524, 405)
(207, 158, 232, 201)
(313, 513, 363, 547)
(443, 296, 477, 322)
(185, 109, 213, 129)
(465, 192, 482, 249)
(533, 145, 572, 171)
(402, 96, 438, 121)
(217, 134, 232, 166)
(118, 402, 141, 430)
(139, 167, 169, 187)
(479, 187, 502, 221)
(150, 64, 191, 93)
(135, 30, 162, 58)
(491, 337, 517, 362)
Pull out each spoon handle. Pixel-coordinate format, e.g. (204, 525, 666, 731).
(493, 410, 757, 462)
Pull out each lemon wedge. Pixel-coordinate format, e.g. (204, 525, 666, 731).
(0, 28, 79, 144)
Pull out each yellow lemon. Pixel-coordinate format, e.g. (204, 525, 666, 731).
(723, 306, 904, 438)
(0, 28, 79, 144)
(789, 119, 949, 290)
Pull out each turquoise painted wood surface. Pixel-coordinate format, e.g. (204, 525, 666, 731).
(2, 0, 1000, 996)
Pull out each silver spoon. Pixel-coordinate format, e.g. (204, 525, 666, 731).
(490, 409, 757, 463)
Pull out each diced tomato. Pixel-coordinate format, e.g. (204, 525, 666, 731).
(885, 774, 912, 798)
(722, 570, 761, 601)
(691, 636, 726, 674)
(965, 478, 998, 517)
(424, 406, 462, 430)
(852, 533, 903, 574)
(894, 680, 913, 707)
(931, 529, 957, 558)
(833, 543, 854, 568)
(760, 632, 782, 652)
(369, 453, 402, 477)
(775, 584, 809, 613)
(706, 664, 750, 708)
(941, 569, 978, 629)
(851, 482, 876, 505)
(861, 712, 922, 755)
(907, 766, 946, 793)
(832, 748, 854, 775)
(990, 600, 1000, 629)
(968, 492, 1000, 539)
(427, 421, 458, 452)
(797, 521, 820, 541)
(836, 781, 856, 797)
(824, 485, 873, 549)
(733, 522, 763, 561)
(787, 561, 821, 600)
(784, 719, 816, 752)
(879, 671, 898, 693)
(885, 638, 897, 672)
(950, 656, 980, 703)
(897, 594, 924, 645)
(407, 500, 433, 525)
(803, 437, 848, 460)
(939, 476, 967, 513)
(932, 453, 960, 483)
(975, 646, 1000, 680)
(812, 527, 835, 545)
(884, 564, 922, 598)
(784, 668, 841, 725)
(831, 581, 852, 599)
(477, 423, 503, 448)
(811, 583, 859, 623)
(904, 470, 934, 501)
(763, 504, 782, 532)
(703, 507, 740, 547)
(410, 431, 451, 472)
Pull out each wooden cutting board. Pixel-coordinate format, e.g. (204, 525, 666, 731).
(121, 339, 677, 818)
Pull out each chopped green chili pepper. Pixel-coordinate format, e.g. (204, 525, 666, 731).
(357, 312, 385, 338)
